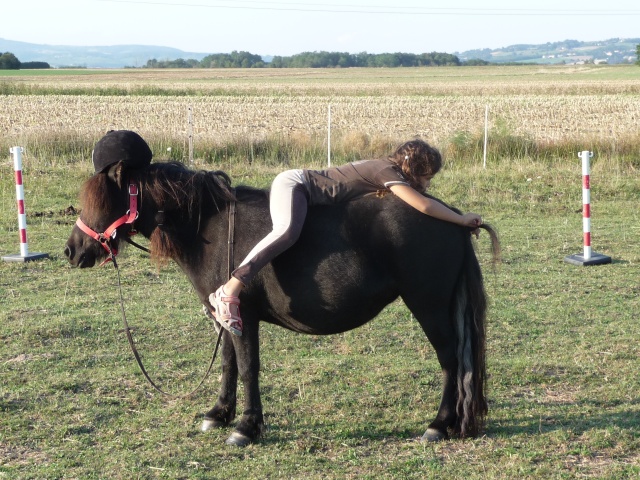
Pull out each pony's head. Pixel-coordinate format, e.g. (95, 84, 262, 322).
(65, 160, 235, 268)
(64, 161, 140, 267)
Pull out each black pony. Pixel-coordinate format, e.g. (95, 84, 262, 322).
(65, 160, 499, 446)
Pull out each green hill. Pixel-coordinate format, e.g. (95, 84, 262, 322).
(457, 38, 639, 65)
(0, 38, 209, 68)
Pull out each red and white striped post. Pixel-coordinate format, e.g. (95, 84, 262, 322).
(2, 147, 49, 263)
(564, 150, 611, 266)
(578, 150, 594, 260)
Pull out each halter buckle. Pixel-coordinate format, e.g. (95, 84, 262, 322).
(125, 209, 140, 221)
(99, 230, 117, 242)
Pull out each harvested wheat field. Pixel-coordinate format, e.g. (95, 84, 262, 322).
(1, 65, 639, 155)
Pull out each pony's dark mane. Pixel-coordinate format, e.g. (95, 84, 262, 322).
(132, 162, 237, 262)
(80, 160, 238, 223)
(134, 162, 273, 263)
(136, 161, 236, 215)
(80, 161, 243, 263)
(135, 161, 269, 209)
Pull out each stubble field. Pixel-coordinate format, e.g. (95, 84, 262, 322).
(2, 65, 640, 160)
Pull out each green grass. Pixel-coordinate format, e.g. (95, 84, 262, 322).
(1, 153, 638, 479)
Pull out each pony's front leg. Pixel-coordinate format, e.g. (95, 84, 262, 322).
(202, 331, 238, 431)
(225, 321, 263, 447)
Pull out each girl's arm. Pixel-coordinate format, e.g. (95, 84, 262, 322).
(389, 184, 482, 228)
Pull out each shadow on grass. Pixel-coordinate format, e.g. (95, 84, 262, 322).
(256, 423, 422, 447)
(217, 395, 640, 445)
(485, 397, 640, 437)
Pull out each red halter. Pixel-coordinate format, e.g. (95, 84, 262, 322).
(75, 182, 140, 265)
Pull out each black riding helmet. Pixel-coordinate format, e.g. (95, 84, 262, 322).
(92, 130, 153, 173)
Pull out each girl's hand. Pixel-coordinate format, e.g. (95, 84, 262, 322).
(461, 213, 482, 228)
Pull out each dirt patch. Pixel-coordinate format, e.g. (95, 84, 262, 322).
(0, 443, 50, 468)
(4, 353, 55, 364)
(30, 205, 79, 218)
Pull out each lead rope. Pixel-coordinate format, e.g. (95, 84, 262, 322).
(114, 254, 223, 399)
(111, 197, 237, 399)
(227, 195, 236, 283)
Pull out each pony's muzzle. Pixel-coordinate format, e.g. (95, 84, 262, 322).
(64, 240, 93, 268)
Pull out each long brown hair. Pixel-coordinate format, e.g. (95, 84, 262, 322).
(389, 140, 442, 190)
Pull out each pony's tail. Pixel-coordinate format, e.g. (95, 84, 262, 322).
(452, 231, 492, 438)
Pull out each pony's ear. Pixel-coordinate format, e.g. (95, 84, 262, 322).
(106, 161, 126, 187)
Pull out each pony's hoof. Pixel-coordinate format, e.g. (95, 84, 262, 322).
(201, 419, 225, 432)
(225, 431, 252, 447)
(421, 428, 447, 443)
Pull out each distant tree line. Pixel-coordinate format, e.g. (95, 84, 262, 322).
(270, 51, 462, 67)
(145, 58, 200, 68)
(201, 51, 265, 68)
(0, 52, 51, 69)
(637, 44, 640, 65)
(143, 50, 487, 69)
(144, 51, 264, 68)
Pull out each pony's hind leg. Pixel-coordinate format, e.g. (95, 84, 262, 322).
(202, 331, 238, 431)
(422, 343, 457, 442)
(404, 300, 459, 442)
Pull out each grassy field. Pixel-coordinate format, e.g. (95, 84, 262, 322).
(1, 66, 639, 479)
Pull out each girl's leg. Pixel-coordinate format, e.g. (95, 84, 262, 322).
(232, 169, 308, 285)
(210, 169, 308, 335)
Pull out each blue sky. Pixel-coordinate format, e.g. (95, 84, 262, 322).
(3, 0, 639, 55)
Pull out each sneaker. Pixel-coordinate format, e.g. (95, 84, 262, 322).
(208, 286, 242, 337)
